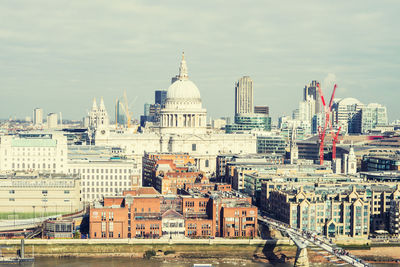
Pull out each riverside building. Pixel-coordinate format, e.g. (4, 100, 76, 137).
(89, 186, 257, 239)
(261, 181, 400, 236)
(0, 172, 80, 214)
(265, 185, 370, 238)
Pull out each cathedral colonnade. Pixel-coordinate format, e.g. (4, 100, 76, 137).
(161, 113, 205, 127)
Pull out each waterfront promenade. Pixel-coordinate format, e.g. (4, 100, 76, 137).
(0, 237, 290, 246)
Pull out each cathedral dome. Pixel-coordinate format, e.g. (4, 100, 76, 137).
(167, 79, 201, 100)
(166, 52, 201, 101)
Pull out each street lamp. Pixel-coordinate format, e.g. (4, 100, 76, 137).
(32, 206, 35, 224)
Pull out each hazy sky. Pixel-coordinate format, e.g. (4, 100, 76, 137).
(1, 0, 399, 122)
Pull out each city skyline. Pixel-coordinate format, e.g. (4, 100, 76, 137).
(1, 1, 399, 121)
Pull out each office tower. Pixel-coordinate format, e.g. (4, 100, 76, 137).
(299, 98, 315, 122)
(304, 80, 321, 114)
(361, 103, 388, 133)
(33, 108, 43, 126)
(155, 90, 167, 106)
(254, 106, 269, 116)
(332, 98, 364, 134)
(115, 99, 126, 125)
(47, 113, 58, 129)
(235, 76, 253, 115)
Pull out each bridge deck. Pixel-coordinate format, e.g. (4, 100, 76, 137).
(258, 216, 371, 267)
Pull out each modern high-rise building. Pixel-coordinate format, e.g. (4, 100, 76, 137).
(332, 98, 364, 134)
(304, 80, 321, 114)
(47, 113, 58, 129)
(254, 106, 269, 116)
(155, 90, 167, 106)
(235, 76, 253, 115)
(33, 108, 43, 126)
(115, 99, 126, 125)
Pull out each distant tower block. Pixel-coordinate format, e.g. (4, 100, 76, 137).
(47, 113, 58, 129)
(33, 108, 43, 126)
(235, 76, 253, 115)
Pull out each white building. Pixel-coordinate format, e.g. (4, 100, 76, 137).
(94, 53, 257, 175)
(68, 159, 140, 203)
(33, 108, 43, 126)
(0, 133, 68, 173)
(47, 113, 58, 129)
(67, 145, 141, 202)
(0, 172, 80, 214)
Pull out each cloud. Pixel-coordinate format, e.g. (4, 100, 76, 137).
(322, 73, 337, 91)
(0, 0, 399, 121)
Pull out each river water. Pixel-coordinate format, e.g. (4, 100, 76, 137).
(4, 257, 286, 267)
(2, 257, 397, 267)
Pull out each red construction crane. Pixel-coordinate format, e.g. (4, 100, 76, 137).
(316, 83, 338, 165)
(330, 126, 341, 160)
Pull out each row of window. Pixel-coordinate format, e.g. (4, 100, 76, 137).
(82, 181, 131, 186)
(4, 157, 61, 161)
(9, 198, 70, 202)
(82, 186, 130, 193)
(70, 168, 132, 174)
(81, 175, 130, 180)
(10, 163, 61, 169)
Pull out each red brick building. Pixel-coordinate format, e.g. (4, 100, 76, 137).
(142, 152, 205, 194)
(89, 186, 257, 239)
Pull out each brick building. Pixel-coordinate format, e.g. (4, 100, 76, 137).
(89, 185, 257, 239)
(142, 152, 205, 194)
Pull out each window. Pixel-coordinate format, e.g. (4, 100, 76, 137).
(9, 198, 15, 202)
(192, 144, 197, 151)
(9, 190, 15, 194)
(64, 190, 70, 194)
(42, 190, 48, 195)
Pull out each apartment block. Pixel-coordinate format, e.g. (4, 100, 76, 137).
(389, 200, 400, 235)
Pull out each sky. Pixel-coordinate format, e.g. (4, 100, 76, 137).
(1, 0, 399, 122)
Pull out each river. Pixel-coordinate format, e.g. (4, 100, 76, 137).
(3, 257, 286, 267)
(1, 257, 398, 266)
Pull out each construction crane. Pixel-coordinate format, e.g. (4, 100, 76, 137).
(316, 83, 338, 165)
(121, 90, 133, 128)
(330, 126, 342, 161)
